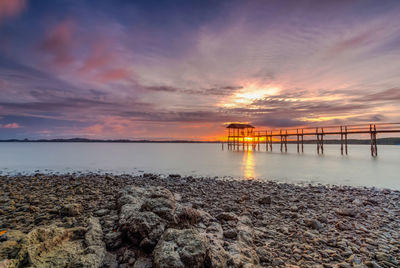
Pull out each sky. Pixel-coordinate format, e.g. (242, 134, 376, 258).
(0, 0, 400, 140)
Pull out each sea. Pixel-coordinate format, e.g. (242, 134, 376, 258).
(0, 142, 399, 189)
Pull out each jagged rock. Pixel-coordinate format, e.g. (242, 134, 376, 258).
(103, 251, 119, 268)
(154, 228, 206, 268)
(133, 257, 153, 268)
(216, 212, 238, 222)
(104, 231, 122, 250)
(118, 186, 176, 250)
(0, 217, 105, 267)
(61, 203, 83, 216)
(225, 215, 260, 267)
(95, 209, 109, 217)
(174, 205, 202, 226)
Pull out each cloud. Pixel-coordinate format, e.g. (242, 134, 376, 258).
(357, 88, 400, 102)
(94, 68, 131, 83)
(39, 19, 75, 66)
(329, 31, 374, 55)
(0, 122, 20, 128)
(143, 85, 242, 96)
(0, 0, 26, 19)
(80, 42, 111, 73)
(2, 1, 400, 139)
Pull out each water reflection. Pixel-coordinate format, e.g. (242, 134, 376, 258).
(242, 149, 255, 179)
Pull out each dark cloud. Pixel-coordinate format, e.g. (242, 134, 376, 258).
(144, 85, 178, 92)
(252, 117, 305, 128)
(358, 88, 400, 102)
(144, 85, 242, 96)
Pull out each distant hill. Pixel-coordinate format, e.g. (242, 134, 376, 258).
(0, 137, 399, 144)
(0, 138, 216, 143)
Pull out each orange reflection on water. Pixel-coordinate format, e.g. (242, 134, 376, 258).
(242, 149, 255, 179)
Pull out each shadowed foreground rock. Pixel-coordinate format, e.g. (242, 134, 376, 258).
(0, 217, 104, 267)
(0, 173, 399, 267)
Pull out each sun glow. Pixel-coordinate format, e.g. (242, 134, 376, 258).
(220, 83, 281, 108)
(244, 137, 253, 142)
(242, 150, 255, 179)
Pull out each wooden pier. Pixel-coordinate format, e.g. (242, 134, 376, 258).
(225, 123, 400, 156)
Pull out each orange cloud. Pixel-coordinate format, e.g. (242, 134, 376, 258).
(0, 0, 26, 18)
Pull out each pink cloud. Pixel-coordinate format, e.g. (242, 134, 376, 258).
(80, 41, 113, 73)
(0, 0, 26, 18)
(94, 68, 130, 83)
(0, 123, 20, 128)
(39, 19, 75, 66)
(329, 31, 373, 55)
(83, 124, 105, 135)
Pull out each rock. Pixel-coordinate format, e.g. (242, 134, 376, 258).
(0, 230, 25, 261)
(337, 262, 352, 268)
(133, 257, 153, 268)
(258, 196, 272, 205)
(154, 228, 206, 268)
(272, 258, 284, 266)
(195, 212, 228, 268)
(139, 237, 156, 252)
(223, 229, 238, 239)
(85, 217, 104, 247)
(0, 218, 105, 267)
(102, 252, 119, 268)
(119, 249, 136, 264)
(317, 215, 328, 223)
(364, 261, 383, 268)
(29, 206, 40, 213)
(335, 208, 357, 217)
(61, 203, 83, 216)
(256, 246, 272, 263)
(216, 212, 238, 222)
(175, 205, 202, 226)
(225, 215, 260, 267)
(304, 218, 323, 230)
(375, 252, 398, 266)
(95, 209, 109, 217)
(104, 231, 122, 250)
(118, 186, 175, 249)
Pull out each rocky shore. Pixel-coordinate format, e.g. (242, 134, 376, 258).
(0, 173, 399, 267)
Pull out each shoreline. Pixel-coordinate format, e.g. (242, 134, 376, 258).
(1, 174, 399, 267)
(1, 171, 399, 191)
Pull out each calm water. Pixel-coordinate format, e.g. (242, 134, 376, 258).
(0, 142, 399, 189)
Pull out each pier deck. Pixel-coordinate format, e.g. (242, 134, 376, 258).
(226, 123, 400, 156)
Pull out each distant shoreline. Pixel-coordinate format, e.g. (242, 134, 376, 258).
(0, 137, 399, 145)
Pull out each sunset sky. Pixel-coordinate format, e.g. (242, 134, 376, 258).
(1, 0, 400, 140)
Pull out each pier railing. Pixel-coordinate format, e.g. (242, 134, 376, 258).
(226, 123, 400, 156)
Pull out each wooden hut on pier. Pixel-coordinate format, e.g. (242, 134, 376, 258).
(226, 123, 255, 150)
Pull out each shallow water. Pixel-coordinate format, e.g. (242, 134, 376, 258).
(0, 142, 399, 189)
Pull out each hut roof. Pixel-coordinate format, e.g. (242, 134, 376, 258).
(226, 123, 254, 129)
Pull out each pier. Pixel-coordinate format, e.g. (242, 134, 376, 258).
(225, 123, 400, 156)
